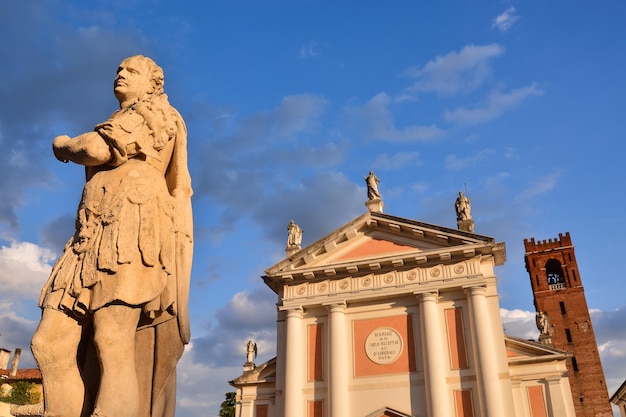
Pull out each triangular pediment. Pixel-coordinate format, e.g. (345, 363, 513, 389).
(505, 335, 568, 362)
(229, 357, 276, 386)
(365, 406, 414, 417)
(264, 211, 505, 292)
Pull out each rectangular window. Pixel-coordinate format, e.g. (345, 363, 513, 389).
(565, 328, 572, 343)
(454, 390, 474, 417)
(308, 400, 323, 417)
(255, 404, 269, 417)
(560, 301, 566, 315)
(527, 386, 548, 417)
(308, 324, 323, 381)
(446, 308, 469, 369)
(572, 356, 579, 372)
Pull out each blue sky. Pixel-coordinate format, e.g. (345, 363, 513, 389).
(1, 1, 626, 416)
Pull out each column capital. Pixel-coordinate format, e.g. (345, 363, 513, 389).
(464, 285, 487, 297)
(415, 291, 438, 303)
(282, 306, 304, 319)
(545, 376, 564, 385)
(324, 301, 347, 313)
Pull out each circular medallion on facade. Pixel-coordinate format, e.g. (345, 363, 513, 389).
(365, 327, 404, 365)
(430, 268, 441, 277)
(454, 265, 465, 274)
(318, 283, 328, 292)
(407, 271, 417, 281)
(362, 277, 372, 286)
(339, 280, 349, 290)
(296, 286, 306, 295)
(384, 274, 394, 284)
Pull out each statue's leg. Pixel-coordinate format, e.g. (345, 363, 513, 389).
(31, 308, 84, 417)
(91, 304, 141, 417)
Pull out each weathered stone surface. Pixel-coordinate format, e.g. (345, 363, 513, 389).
(13, 55, 193, 417)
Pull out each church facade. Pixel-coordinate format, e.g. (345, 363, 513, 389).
(230, 187, 576, 417)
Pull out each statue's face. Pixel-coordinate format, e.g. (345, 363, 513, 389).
(114, 56, 151, 104)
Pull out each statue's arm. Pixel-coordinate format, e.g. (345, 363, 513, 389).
(52, 132, 112, 166)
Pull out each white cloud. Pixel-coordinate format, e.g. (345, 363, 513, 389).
(586, 307, 626, 395)
(0, 241, 55, 300)
(0, 304, 39, 367)
(500, 308, 539, 340)
(492, 7, 521, 32)
(176, 346, 242, 417)
(299, 40, 321, 58)
(411, 181, 429, 194)
(399, 44, 505, 99)
(215, 289, 277, 330)
(343, 92, 444, 142)
(500, 306, 626, 397)
(515, 171, 561, 202)
(373, 152, 422, 170)
(271, 94, 328, 138)
(445, 149, 496, 170)
(191, 287, 277, 368)
(444, 83, 543, 124)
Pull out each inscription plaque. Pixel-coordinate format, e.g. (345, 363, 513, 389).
(365, 327, 403, 365)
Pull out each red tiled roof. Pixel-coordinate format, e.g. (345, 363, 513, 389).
(0, 368, 42, 381)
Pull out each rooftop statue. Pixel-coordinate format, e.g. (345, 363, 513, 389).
(536, 311, 550, 336)
(364, 170, 381, 200)
(455, 191, 472, 221)
(286, 220, 303, 249)
(246, 340, 257, 365)
(18, 55, 193, 417)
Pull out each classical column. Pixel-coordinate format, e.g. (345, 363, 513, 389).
(465, 286, 505, 417)
(417, 292, 451, 417)
(284, 307, 304, 417)
(546, 377, 573, 416)
(326, 302, 349, 417)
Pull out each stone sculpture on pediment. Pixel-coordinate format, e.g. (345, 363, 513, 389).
(455, 191, 472, 221)
(364, 170, 381, 200)
(536, 311, 550, 335)
(246, 340, 257, 365)
(12, 55, 193, 417)
(287, 220, 303, 248)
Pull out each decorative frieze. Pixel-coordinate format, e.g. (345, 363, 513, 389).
(284, 259, 482, 301)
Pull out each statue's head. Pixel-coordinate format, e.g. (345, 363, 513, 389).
(114, 55, 164, 105)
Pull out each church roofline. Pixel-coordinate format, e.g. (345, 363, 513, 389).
(228, 357, 276, 386)
(504, 334, 571, 363)
(263, 211, 505, 293)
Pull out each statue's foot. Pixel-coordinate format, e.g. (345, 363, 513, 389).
(90, 407, 108, 417)
(9, 402, 44, 417)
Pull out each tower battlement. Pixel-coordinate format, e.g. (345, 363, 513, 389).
(524, 232, 572, 253)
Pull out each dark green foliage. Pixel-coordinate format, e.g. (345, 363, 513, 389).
(218, 391, 236, 417)
(0, 381, 41, 405)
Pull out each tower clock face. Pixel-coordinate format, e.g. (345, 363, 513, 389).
(547, 273, 564, 285)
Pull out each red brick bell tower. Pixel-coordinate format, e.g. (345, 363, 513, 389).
(524, 232, 612, 417)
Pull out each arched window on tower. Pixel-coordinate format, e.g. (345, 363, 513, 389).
(546, 259, 565, 290)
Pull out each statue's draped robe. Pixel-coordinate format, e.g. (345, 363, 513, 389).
(38, 98, 192, 417)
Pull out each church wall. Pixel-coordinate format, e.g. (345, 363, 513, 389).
(274, 310, 286, 417)
(237, 383, 277, 417)
(347, 298, 422, 416)
(273, 278, 524, 416)
(508, 347, 576, 417)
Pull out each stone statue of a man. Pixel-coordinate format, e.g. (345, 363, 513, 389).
(455, 191, 471, 221)
(364, 170, 381, 200)
(536, 311, 550, 336)
(22, 55, 193, 417)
